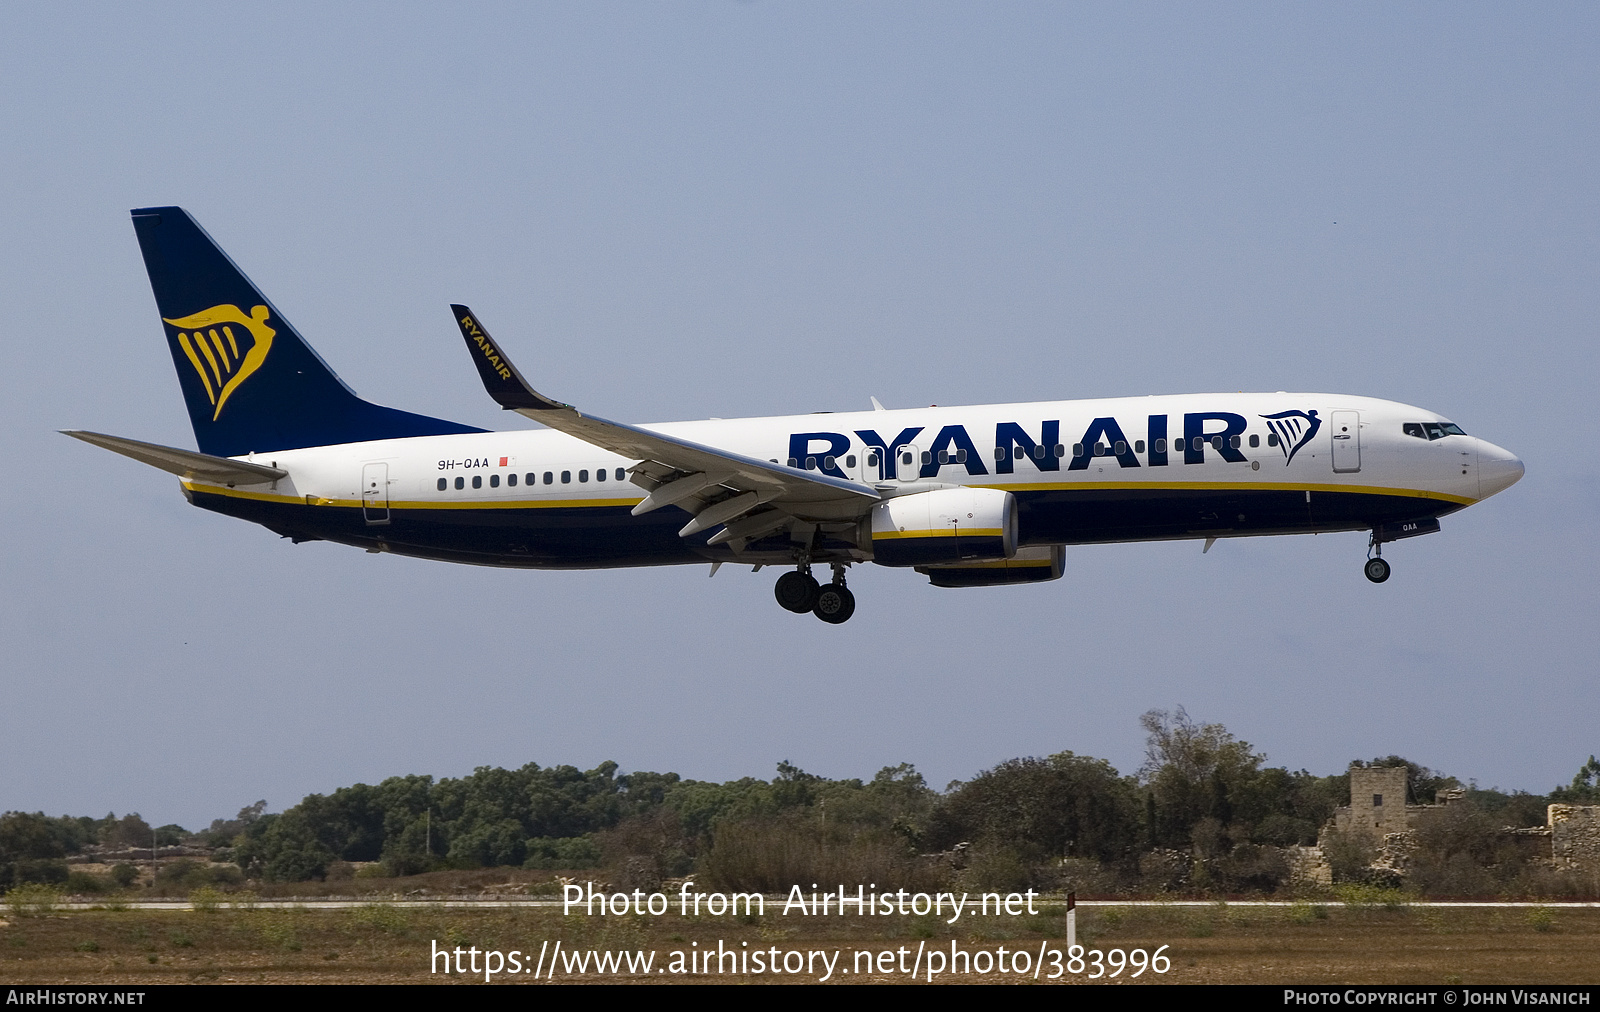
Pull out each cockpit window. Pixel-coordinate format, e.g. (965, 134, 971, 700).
(1408, 421, 1468, 441)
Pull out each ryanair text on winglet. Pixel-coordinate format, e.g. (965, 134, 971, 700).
(459, 313, 513, 382)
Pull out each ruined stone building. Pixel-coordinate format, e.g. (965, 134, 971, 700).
(1550, 804, 1600, 869)
(1330, 766, 1414, 843)
(1312, 764, 1600, 881)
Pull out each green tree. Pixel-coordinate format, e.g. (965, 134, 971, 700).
(1139, 708, 1266, 847)
(928, 751, 1139, 865)
(1551, 756, 1600, 803)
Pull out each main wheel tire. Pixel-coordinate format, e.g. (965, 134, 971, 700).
(1364, 557, 1391, 584)
(813, 584, 856, 624)
(774, 571, 821, 613)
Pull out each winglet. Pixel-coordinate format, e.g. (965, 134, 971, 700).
(449, 304, 568, 412)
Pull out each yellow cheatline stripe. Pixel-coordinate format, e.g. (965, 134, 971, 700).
(978, 479, 1476, 506)
(184, 479, 1473, 512)
(180, 482, 644, 511)
(873, 528, 1005, 540)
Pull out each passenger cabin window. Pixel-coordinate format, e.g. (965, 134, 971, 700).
(616, 468, 626, 481)
(866, 452, 879, 467)
(1154, 438, 1166, 453)
(437, 478, 447, 491)
(561, 470, 571, 484)
(508, 473, 517, 487)
(544, 471, 553, 484)
(1134, 440, 1145, 453)
(1267, 434, 1279, 447)
(472, 475, 482, 489)
(490, 474, 500, 488)
(578, 470, 588, 482)
(1249, 434, 1259, 448)
(454, 476, 464, 490)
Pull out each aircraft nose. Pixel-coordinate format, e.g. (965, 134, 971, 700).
(1476, 438, 1524, 499)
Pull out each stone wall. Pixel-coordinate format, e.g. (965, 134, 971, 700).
(1550, 804, 1600, 868)
(1284, 844, 1332, 885)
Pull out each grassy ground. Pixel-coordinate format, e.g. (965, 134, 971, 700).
(1, 899, 1597, 984)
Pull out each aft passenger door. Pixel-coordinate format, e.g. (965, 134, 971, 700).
(1331, 411, 1361, 474)
(362, 462, 391, 525)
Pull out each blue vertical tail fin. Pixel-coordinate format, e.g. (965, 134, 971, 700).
(130, 206, 483, 457)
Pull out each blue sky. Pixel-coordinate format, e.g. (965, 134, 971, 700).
(1, 4, 1594, 828)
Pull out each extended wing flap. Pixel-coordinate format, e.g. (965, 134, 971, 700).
(62, 430, 287, 485)
(448, 306, 880, 527)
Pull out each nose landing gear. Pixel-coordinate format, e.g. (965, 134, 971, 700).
(774, 562, 856, 622)
(1364, 532, 1391, 583)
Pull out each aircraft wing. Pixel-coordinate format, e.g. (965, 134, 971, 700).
(62, 430, 288, 485)
(449, 305, 880, 546)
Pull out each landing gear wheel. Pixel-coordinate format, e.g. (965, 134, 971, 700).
(813, 584, 856, 624)
(774, 571, 820, 613)
(1364, 557, 1391, 584)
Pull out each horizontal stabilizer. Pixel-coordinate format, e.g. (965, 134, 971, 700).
(61, 430, 287, 485)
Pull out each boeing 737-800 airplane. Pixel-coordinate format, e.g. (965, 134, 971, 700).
(66, 207, 1524, 623)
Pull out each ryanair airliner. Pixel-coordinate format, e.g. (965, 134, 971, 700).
(67, 207, 1524, 623)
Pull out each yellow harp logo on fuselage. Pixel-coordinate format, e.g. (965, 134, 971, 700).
(163, 304, 275, 421)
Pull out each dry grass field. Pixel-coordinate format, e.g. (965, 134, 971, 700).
(2, 896, 1597, 985)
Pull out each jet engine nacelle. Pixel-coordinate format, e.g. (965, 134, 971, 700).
(919, 545, 1066, 588)
(869, 487, 1017, 567)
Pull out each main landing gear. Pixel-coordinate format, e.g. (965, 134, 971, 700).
(774, 562, 856, 623)
(1364, 533, 1391, 584)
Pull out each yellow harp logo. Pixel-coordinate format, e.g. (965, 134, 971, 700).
(164, 304, 275, 421)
